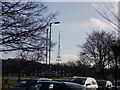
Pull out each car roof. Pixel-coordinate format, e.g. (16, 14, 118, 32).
(38, 78, 52, 81)
(19, 78, 52, 81)
(96, 80, 107, 82)
(113, 81, 120, 82)
(64, 81, 87, 88)
(64, 81, 85, 86)
(73, 76, 91, 78)
(72, 76, 95, 80)
(19, 79, 39, 81)
(31, 80, 62, 83)
(30, 80, 87, 87)
(30, 80, 84, 85)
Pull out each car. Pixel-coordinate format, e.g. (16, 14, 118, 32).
(112, 81, 120, 90)
(27, 80, 88, 90)
(96, 80, 113, 90)
(9, 78, 52, 90)
(38, 78, 52, 81)
(71, 76, 98, 90)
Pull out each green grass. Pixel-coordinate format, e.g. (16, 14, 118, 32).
(8, 78, 18, 87)
(3, 77, 29, 88)
(52, 78, 70, 81)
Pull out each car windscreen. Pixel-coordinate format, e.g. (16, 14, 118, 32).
(71, 78, 86, 85)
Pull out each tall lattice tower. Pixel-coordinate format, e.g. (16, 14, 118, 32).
(56, 31, 61, 63)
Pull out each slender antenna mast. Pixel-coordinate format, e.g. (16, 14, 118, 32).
(56, 31, 61, 63)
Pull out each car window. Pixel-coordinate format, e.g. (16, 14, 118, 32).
(49, 84, 54, 89)
(52, 83, 67, 90)
(40, 83, 50, 90)
(118, 82, 120, 86)
(97, 81, 106, 86)
(15, 80, 30, 87)
(91, 80, 97, 85)
(29, 83, 42, 90)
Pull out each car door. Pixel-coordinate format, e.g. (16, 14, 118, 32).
(39, 83, 50, 90)
(40, 83, 68, 90)
(52, 83, 68, 90)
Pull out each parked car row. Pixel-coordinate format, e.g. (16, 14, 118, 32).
(70, 76, 120, 90)
(8, 77, 120, 90)
(9, 78, 88, 90)
(96, 80, 120, 90)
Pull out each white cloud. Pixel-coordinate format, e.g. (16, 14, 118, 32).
(59, 17, 115, 33)
(67, 17, 115, 32)
(88, 18, 114, 32)
(61, 53, 77, 63)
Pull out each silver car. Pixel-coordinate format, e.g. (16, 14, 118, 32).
(71, 76, 98, 90)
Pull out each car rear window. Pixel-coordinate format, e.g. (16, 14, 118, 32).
(71, 78, 86, 85)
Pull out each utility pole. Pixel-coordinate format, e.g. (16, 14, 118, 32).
(49, 22, 60, 65)
(48, 22, 60, 77)
(45, 26, 49, 65)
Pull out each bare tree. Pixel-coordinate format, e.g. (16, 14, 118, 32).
(16, 51, 41, 80)
(77, 52, 93, 66)
(79, 30, 116, 78)
(1, 2, 57, 52)
(15, 51, 29, 81)
(96, 2, 120, 71)
(96, 3, 119, 30)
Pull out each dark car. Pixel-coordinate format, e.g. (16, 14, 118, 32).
(27, 80, 88, 90)
(9, 78, 51, 90)
(112, 81, 120, 90)
(96, 80, 113, 90)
